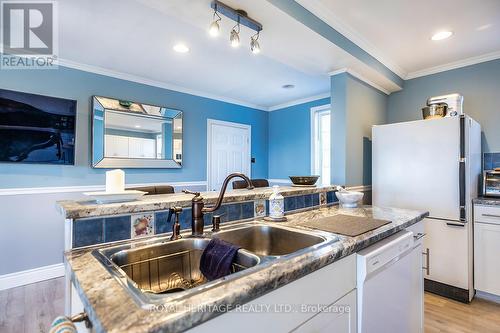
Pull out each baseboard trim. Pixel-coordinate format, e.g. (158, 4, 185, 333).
(424, 278, 471, 303)
(0, 181, 207, 196)
(0, 263, 65, 291)
(476, 290, 500, 304)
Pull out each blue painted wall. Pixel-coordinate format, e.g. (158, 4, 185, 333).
(0, 66, 269, 188)
(268, 97, 330, 179)
(331, 73, 388, 186)
(388, 59, 500, 152)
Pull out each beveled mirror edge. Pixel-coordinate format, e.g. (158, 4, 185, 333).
(91, 95, 183, 169)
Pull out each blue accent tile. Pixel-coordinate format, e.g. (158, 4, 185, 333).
(154, 210, 173, 235)
(296, 195, 305, 209)
(215, 205, 227, 223)
(241, 202, 254, 219)
(265, 200, 270, 215)
(312, 194, 319, 206)
(304, 194, 313, 207)
(73, 218, 104, 248)
(179, 208, 192, 230)
(327, 191, 337, 203)
(203, 212, 213, 226)
(104, 215, 131, 242)
(284, 196, 296, 212)
(484, 153, 493, 170)
(493, 153, 500, 169)
(226, 203, 242, 221)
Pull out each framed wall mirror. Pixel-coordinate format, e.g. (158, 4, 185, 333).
(91, 96, 182, 168)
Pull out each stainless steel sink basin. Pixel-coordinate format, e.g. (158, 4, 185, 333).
(93, 222, 331, 307)
(213, 224, 326, 257)
(93, 237, 260, 305)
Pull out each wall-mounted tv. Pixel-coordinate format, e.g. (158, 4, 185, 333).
(0, 89, 76, 165)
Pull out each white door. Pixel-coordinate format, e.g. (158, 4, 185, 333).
(207, 119, 251, 191)
(372, 117, 461, 221)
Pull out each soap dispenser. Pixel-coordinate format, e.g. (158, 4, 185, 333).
(265, 185, 287, 222)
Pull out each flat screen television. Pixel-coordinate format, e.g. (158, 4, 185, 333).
(0, 89, 76, 165)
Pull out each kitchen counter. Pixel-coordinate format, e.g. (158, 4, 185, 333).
(473, 197, 500, 206)
(65, 205, 428, 333)
(57, 185, 338, 219)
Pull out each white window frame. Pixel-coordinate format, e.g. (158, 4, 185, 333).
(310, 104, 331, 185)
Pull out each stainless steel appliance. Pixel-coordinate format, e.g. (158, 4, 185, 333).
(372, 112, 481, 303)
(483, 169, 500, 197)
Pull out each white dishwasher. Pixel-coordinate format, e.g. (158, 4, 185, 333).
(357, 230, 423, 333)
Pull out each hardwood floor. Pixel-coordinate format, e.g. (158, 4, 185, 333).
(1, 279, 499, 333)
(425, 292, 500, 333)
(0, 277, 64, 333)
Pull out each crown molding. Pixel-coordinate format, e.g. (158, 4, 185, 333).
(57, 58, 269, 111)
(267, 93, 331, 111)
(329, 68, 391, 95)
(405, 51, 500, 80)
(295, 0, 407, 79)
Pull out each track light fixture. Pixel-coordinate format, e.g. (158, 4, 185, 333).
(230, 23, 241, 48)
(208, 8, 221, 37)
(209, 1, 263, 54)
(250, 32, 260, 54)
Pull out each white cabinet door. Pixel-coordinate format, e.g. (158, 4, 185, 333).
(128, 137, 143, 158)
(474, 221, 500, 296)
(423, 218, 469, 289)
(70, 284, 93, 333)
(105, 135, 129, 157)
(292, 289, 356, 333)
(188, 255, 356, 333)
(142, 138, 156, 158)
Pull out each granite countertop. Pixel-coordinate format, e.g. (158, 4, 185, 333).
(57, 185, 338, 219)
(65, 205, 428, 333)
(473, 197, 500, 206)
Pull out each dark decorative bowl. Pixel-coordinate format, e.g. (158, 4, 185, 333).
(289, 176, 320, 186)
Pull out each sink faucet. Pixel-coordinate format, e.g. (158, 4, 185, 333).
(183, 173, 254, 236)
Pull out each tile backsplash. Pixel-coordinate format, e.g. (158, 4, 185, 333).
(484, 152, 500, 170)
(72, 191, 338, 248)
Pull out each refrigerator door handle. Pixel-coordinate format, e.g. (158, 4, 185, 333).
(459, 116, 466, 222)
(446, 222, 465, 227)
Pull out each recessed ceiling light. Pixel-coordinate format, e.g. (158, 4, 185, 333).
(431, 31, 453, 41)
(173, 43, 189, 53)
(282, 84, 295, 89)
(134, 125, 141, 128)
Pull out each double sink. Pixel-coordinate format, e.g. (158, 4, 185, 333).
(93, 222, 336, 308)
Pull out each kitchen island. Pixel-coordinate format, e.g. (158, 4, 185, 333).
(65, 204, 428, 332)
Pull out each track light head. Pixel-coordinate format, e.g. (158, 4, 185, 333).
(209, 20, 220, 37)
(208, 10, 221, 37)
(250, 33, 260, 54)
(230, 24, 240, 48)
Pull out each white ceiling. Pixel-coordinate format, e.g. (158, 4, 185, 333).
(297, 0, 500, 78)
(58, 0, 400, 109)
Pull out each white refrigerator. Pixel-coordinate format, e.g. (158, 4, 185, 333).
(372, 115, 481, 302)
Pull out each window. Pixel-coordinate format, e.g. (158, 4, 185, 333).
(311, 105, 331, 186)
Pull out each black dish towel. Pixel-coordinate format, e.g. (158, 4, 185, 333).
(200, 238, 241, 281)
